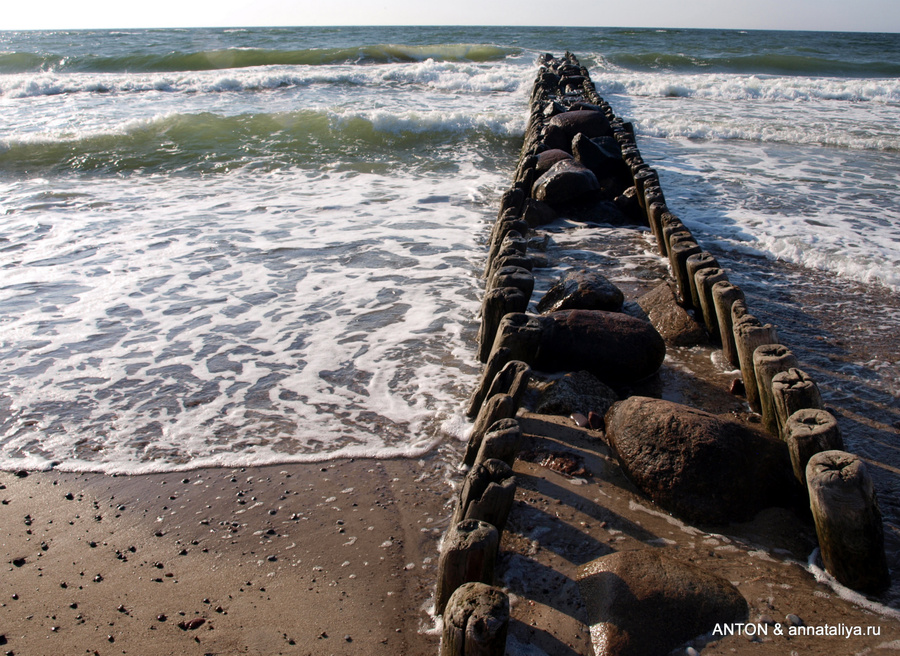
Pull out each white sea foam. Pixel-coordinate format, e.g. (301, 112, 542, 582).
(0, 58, 533, 99)
(0, 164, 503, 473)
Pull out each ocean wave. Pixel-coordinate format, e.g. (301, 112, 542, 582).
(0, 108, 524, 175)
(0, 57, 530, 98)
(0, 43, 520, 74)
(635, 118, 900, 152)
(600, 50, 900, 78)
(593, 71, 900, 104)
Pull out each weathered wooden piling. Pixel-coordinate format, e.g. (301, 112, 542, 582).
(467, 360, 531, 420)
(712, 281, 744, 368)
(474, 418, 523, 469)
(441, 582, 510, 656)
(435, 519, 500, 616)
(772, 368, 825, 438)
(785, 408, 843, 485)
(753, 344, 799, 436)
(468, 314, 543, 417)
(669, 239, 702, 306)
(733, 313, 778, 412)
(686, 252, 718, 311)
(452, 457, 517, 534)
(465, 396, 517, 467)
(695, 266, 728, 337)
(807, 450, 890, 593)
(647, 202, 668, 254)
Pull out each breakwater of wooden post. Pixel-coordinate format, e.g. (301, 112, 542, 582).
(435, 51, 891, 655)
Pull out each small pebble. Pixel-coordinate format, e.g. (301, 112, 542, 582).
(570, 412, 588, 427)
(786, 613, 804, 627)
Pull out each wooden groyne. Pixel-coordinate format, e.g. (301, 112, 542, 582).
(436, 52, 891, 655)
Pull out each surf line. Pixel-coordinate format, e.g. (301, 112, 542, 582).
(434, 52, 891, 655)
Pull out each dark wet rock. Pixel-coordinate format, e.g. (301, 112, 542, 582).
(604, 396, 797, 524)
(521, 198, 558, 227)
(577, 550, 748, 656)
(532, 160, 600, 207)
(548, 109, 613, 141)
(535, 370, 618, 418)
(536, 269, 624, 314)
(572, 133, 631, 195)
(534, 310, 665, 385)
(636, 281, 708, 347)
(613, 186, 645, 224)
(535, 148, 572, 174)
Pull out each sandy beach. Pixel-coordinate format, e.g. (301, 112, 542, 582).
(4, 405, 899, 656)
(0, 456, 458, 655)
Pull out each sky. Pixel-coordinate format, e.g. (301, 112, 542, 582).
(3, 0, 900, 33)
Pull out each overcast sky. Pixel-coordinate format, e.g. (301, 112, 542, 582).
(4, 0, 900, 33)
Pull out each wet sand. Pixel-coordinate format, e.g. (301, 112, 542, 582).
(0, 457, 455, 655)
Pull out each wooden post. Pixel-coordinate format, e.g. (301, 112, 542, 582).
(467, 314, 543, 417)
(496, 187, 524, 220)
(633, 167, 657, 211)
(484, 230, 526, 279)
(685, 252, 718, 312)
(712, 281, 744, 368)
(486, 265, 534, 297)
(695, 267, 728, 338)
(441, 582, 509, 656)
(486, 214, 527, 266)
(468, 347, 512, 419)
(807, 450, 890, 593)
(660, 214, 687, 259)
(753, 344, 799, 436)
(480, 360, 531, 417)
(733, 313, 777, 412)
(474, 419, 523, 469)
(647, 202, 668, 255)
(452, 458, 516, 534)
(669, 239, 702, 307)
(785, 409, 843, 486)
(772, 368, 824, 438)
(476, 287, 528, 363)
(465, 395, 516, 467)
(435, 521, 500, 616)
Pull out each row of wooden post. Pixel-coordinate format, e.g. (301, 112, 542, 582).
(438, 52, 610, 655)
(645, 128, 890, 595)
(439, 48, 890, 655)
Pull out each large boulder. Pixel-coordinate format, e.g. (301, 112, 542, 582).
(547, 109, 613, 140)
(605, 397, 797, 524)
(636, 281, 708, 346)
(535, 370, 618, 417)
(572, 133, 632, 195)
(535, 148, 572, 174)
(577, 550, 748, 656)
(532, 159, 600, 207)
(541, 109, 613, 152)
(535, 310, 665, 385)
(536, 269, 624, 313)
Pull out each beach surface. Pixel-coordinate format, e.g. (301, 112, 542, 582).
(4, 411, 900, 656)
(0, 458, 455, 655)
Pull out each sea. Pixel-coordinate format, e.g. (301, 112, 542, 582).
(0, 27, 898, 501)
